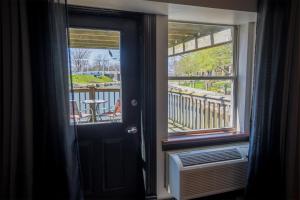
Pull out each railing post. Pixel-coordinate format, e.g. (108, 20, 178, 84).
(191, 96, 195, 129)
(172, 94, 175, 125)
(88, 85, 96, 122)
(203, 97, 207, 129)
(221, 97, 226, 127)
(167, 91, 230, 131)
(218, 102, 221, 128)
(179, 93, 182, 126)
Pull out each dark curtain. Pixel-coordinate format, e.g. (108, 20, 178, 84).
(0, 0, 82, 199)
(141, 14, 157, 199)
(247, 0, 300, 199)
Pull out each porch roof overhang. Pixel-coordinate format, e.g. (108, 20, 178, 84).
(69, 28, 120, 49)
(68, 22, 233, 52)
(168, 22, 232, 57)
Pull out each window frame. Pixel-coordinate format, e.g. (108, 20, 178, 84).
(167, 20, 239, 135)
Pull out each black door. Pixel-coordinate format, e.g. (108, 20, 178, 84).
(68, 10, 144, 200)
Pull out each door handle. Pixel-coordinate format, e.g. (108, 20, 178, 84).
(126, 126, 138, 134)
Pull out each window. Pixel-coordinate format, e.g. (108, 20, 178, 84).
(69, 28, 122, 124)
(168, 21, 236, 134)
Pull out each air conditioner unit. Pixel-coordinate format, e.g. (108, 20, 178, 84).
(168, 145, 249, 200)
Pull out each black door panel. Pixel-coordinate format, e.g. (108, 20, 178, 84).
(69, 10, 144, 199)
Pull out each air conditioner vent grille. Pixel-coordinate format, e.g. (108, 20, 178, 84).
(179, 148, 242, 167)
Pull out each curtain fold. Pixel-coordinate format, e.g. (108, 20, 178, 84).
(141, 14, 157, 199)
(1, 0, 82, 199)
(0, 0, 34, 198)
(247, 0, 300, 199)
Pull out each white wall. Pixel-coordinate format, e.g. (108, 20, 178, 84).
(168, 4, 256, 25)
(236, 22, 255, 133)
(155, 15, 170, 199)
(154, 20, 256, 200)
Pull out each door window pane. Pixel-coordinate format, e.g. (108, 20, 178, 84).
(69, 28, 122, 124)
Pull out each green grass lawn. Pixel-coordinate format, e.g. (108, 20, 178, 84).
(180, 81, 205, 89)
(72, 74, 113, 85)
(179, 80, 232, 95)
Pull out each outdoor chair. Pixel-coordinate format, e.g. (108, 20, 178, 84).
(97, 99, 121, 122)
(69, 100, 93, 123)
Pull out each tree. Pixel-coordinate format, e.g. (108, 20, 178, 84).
(174, 43, 233, 76)
(173, 43, 233, 93)
(109, 63, 120, 71)
(174, 55, 198, 76)
(71, 48, 91, 72)
(93, 54, 110, 74)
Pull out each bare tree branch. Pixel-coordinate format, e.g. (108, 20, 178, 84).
(71, 49, 91, 72)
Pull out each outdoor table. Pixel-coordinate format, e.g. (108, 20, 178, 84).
(82, 99, 107, 122)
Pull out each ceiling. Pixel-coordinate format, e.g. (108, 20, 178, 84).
(69, 0, 257, 25)
(68, 0, 256, 49)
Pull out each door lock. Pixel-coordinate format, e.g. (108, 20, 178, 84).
(131, 99, 138, 107)
(126, 126, 138, 134)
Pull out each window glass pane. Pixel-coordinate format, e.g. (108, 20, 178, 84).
(168, 80, 233, 133)
(174, 43, 183, 54)
(168, 22, 235, 134)
(168, 43, 233, 77)
(68, 28, 122, 124)
(197, 35, 211, 48)
(168, 47, 173, 56)
(184, 39, 196, 51)
(213, 29, 232, 44)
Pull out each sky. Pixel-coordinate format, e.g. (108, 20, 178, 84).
(69, 48, 120, 68)
(70, 47, 181, 76)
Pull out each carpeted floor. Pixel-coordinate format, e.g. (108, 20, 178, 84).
(192, 190, 245, 200)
